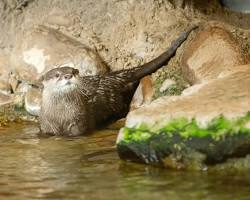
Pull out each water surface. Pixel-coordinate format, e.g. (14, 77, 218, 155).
(0, 123, 250, 200)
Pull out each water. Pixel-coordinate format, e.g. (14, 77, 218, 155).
(0, 123, 250, 200)
(221, 0, 250, 13)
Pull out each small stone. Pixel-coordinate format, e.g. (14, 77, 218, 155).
(25, 87, 42, 116)
(13, 93, 25, 109)
(159, 79, 176, 93)
(9, 73, 19, 92)
(15, 82, 30, 94)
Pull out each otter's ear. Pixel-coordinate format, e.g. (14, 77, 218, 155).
(38, 75, 44, 82)
(73, 68, 79, 75)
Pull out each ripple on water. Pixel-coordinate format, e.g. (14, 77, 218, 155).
(0, 122, 250, 200)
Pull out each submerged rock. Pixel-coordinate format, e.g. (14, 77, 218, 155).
(117, 64, 250, 170)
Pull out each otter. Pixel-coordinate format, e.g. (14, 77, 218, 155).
(39, 26, 197, 136)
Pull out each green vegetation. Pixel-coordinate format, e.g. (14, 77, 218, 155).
(153, 65, 189, 99)
(122, 112, 250, 143)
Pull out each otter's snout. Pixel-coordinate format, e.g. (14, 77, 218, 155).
(64, 74, 73, 80)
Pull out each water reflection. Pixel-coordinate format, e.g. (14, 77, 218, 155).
(0, 123, 250, 200)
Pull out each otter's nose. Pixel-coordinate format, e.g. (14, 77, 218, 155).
(64, 74, 73, 79)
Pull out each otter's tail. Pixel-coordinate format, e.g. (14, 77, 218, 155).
(132, 26, 198, 80)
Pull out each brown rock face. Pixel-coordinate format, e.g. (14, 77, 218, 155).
(0, 54, 10, 79)
(182, 26, 248, 84)
(0, 54, 13, 95)
(0, 92, 12, 106)
(11, 25, 108, 82)
(0, 79, 12, 94)
(125, 64, 250, 128)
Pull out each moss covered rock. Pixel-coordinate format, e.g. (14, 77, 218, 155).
(117, 114, 250, 170)
(117, 64, 250, 170)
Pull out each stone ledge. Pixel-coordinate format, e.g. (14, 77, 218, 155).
(117, 64, 250, 170)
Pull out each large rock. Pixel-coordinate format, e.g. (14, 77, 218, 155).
(182, 26, 248, 84)
(11, 25, 108, 82)
(117, 64, 250, 170)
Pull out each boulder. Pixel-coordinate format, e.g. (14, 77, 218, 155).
(182, 26, 248, 84)
(117, 64, 250, 170)
(11, 25, 108, 83)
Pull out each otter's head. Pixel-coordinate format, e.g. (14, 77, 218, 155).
(40, 67, 80, 94)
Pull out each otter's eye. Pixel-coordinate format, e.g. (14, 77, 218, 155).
(55, 73, 60, 78)
(73, 69, 79, 75)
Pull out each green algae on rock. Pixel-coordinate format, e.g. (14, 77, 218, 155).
(122, 113, 250, 140)
(117, 113, 250, 170)
(118, 62, 250, 170)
